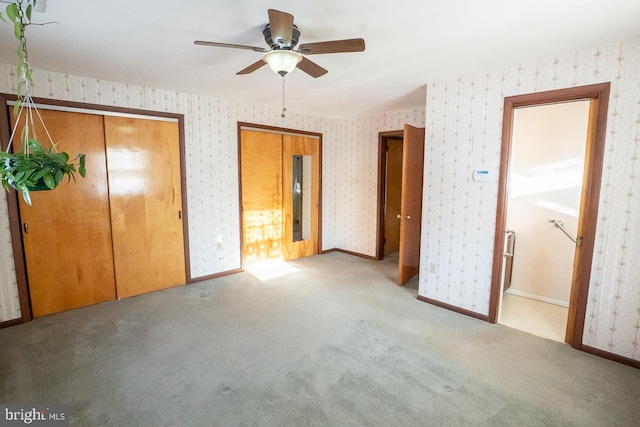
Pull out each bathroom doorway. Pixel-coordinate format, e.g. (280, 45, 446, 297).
(488, 83, 610, 349)
(499, 100, 590, 342)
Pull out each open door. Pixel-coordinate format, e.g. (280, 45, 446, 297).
(239, 126, 322, 266)
(282, 134, 320, 260)
(397, 124, 426, 285)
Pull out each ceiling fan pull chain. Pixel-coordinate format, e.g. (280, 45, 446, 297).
(281, 75, 287, 118)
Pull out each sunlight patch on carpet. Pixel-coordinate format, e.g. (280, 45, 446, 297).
(246, 259, 300, 282)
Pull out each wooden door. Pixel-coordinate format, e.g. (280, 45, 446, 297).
(384, 138, 403, 256)
(104, 116, 186, 298)
(282, 135, 319, 260)
(397, 124, 425, 285)
(13, 109, 117, 316)
(240, 130, 284, 265)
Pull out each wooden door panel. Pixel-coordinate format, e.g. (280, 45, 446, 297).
(282, 135, 319, 261)
(240, 130, 284, 264)
(398, 124, 425, 285)
(104, 116, 185, 298)
(12, 109, 116, 316)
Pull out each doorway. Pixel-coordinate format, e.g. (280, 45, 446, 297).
(489, 83, 610, 349)
(379, 132, 404, 258)
(377, 125, 426, 286)
(238, 124, 321, 274)
(499, 100, 590, 342)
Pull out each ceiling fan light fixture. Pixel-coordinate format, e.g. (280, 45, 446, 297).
(262, 50, 302, 76)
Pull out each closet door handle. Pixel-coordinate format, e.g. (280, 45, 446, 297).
(178, 211, 182, 220)
(23, 223, 29, 234)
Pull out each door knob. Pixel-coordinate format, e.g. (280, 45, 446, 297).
(23, 223, 29, 234)
(396, 215, 411, 220)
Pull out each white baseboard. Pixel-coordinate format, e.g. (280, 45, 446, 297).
(504, 288, 569, 308)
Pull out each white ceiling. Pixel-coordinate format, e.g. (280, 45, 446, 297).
(1, 0, 639, 118)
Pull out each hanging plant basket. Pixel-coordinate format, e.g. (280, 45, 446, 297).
(1, 1, 86, 205)
(1, 136, 86, 201)
(1, 93, 86, 205)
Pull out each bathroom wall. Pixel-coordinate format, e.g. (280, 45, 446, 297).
(420, 38, 640, 361)
(506, 101, 590, 305)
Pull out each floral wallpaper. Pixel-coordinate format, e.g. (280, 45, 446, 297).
(2, 36, 637, 363)
(0, 61, 423, 322)
(420, 38, 640, 361)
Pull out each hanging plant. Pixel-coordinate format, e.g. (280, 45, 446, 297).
(1, 0, 86, 206)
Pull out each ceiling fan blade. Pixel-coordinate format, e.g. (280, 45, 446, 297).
(296, 57, 328, 78)
(237, 60, 267, 75)
(267, 9, 294, 46)
(298, 38, 365, 55)
(194, 40, 266, 53)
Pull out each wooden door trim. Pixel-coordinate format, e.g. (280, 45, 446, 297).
(488, 83, 610, 351)
(376, 130, 404, 260)
(0, 94, 31, 323)
(0, 94, 191, 323)
(237, 122, 323, 269)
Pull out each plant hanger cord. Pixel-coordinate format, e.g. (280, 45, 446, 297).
(1, 1, 87, 206)
(4, 0, 57, 156)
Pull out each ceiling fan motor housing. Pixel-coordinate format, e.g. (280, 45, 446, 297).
(263, 24, 301, 49)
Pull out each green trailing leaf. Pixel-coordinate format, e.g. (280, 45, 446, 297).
(54, 169, 63, 185)
(21, 187, 31, 206)
(6, 3, 18, 22)
(13, 21, 21, 39)
(78, 155, 86, 177)
(25, 4, 31, 22)
(31, 167, 49, 182)
(27, 138, 46, 154)
(16, 81, 24, 99)
(52, 151, 70, 162)
(42, 173, 55, 189)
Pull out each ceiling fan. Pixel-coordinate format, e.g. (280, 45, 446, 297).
(194, 9, 366, 78)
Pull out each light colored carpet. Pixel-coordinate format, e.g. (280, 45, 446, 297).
(1, 252, 639, 426)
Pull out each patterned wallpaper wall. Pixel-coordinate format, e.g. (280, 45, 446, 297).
(419, 38, 640, 361)
(328, 110, 426, 255)
(0, 61, 424, 322)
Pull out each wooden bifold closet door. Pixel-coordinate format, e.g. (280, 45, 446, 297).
(12, 108, 185, 317)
